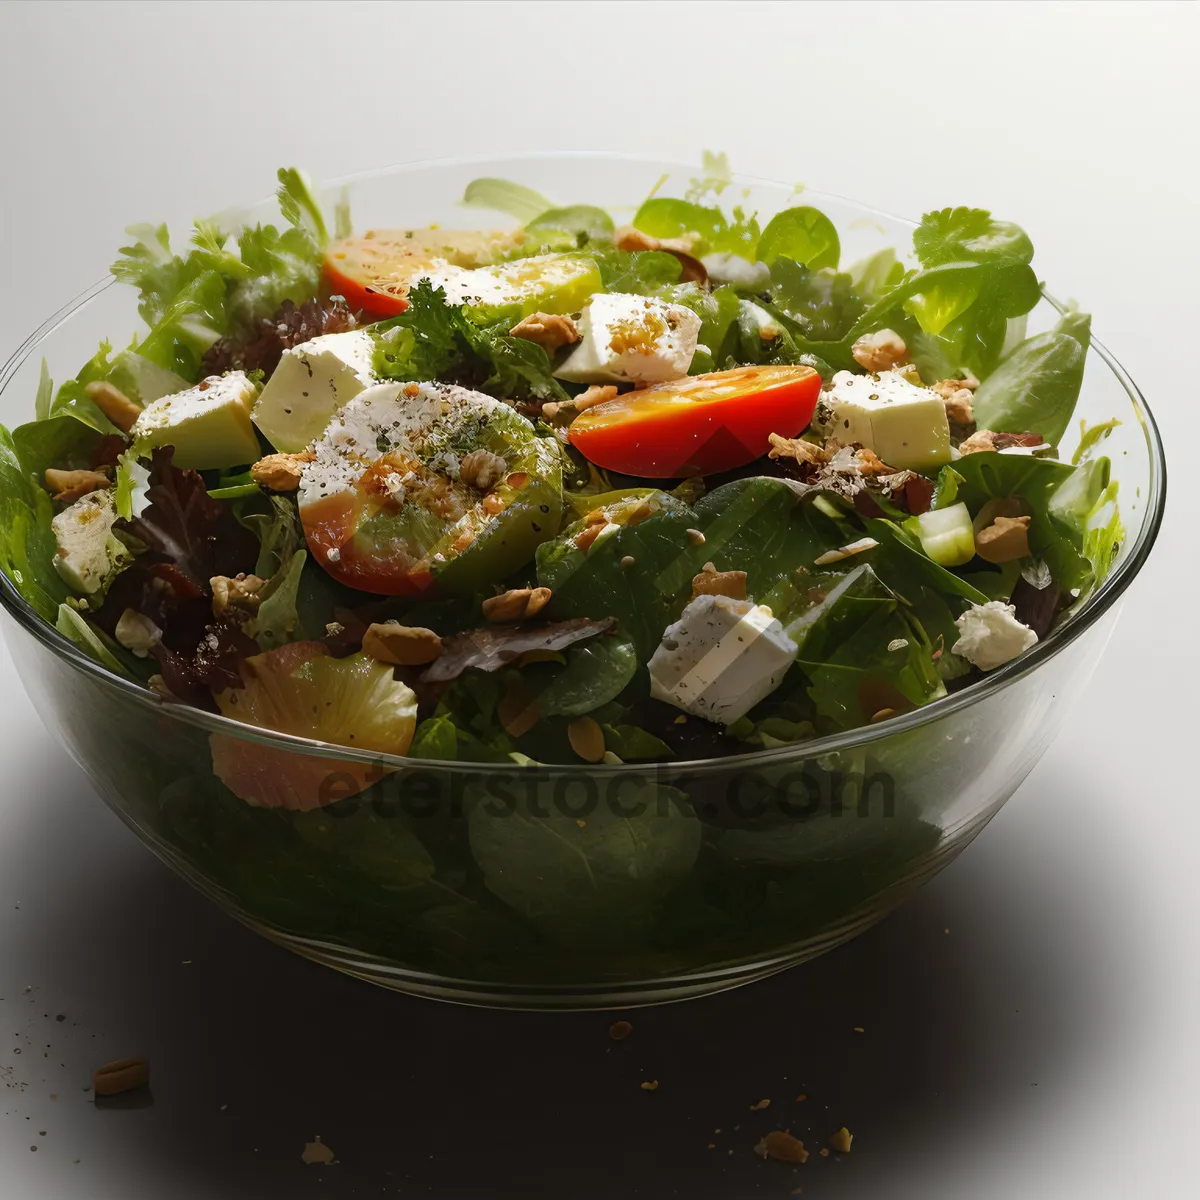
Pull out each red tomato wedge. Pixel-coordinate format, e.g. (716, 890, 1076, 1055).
(567, 365, 822, 478)
(324, 228, 526, 319)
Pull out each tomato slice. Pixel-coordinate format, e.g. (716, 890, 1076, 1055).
(567, 365, 822, 477)
(323, 228, 525, 318)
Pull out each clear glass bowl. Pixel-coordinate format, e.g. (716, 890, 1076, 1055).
(0, 155, 1166, 1008)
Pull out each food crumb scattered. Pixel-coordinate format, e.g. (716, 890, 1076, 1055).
(707, 1142, 716, 1150)
(92, 1057, 149, 1097)
(830, 1127, 853, 1154)
(301, 1136, 335, 1165)
(609, 1020, 633, 1041)
(819, 1148, 830, 1158)
(640, 1080, 659, 1091)
(853, 1026, 864, 1033)
(750, 1098, 771, 1111)
(754, 1130, 809, 1164)
(795, 1094, 807, 1102)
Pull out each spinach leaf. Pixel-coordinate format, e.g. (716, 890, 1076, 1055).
(946, 450, 1098, 591)
(757, 206, 840, 270)
(767, 259, 865, 342)
(632, 197, 728, 253)
(537, 477, 845, 661)
(592, 248, 684, 296)
(467, 781, 702, 946)
(971, 310, 1091, 446)
(526, 205, 614, 244)
(788, 564, 945, 728)
(0, 424, 69, 621)
(602, 724, 673, 761)
(524, 635, 638, 718)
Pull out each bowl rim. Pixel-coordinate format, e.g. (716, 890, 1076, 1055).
(0, 152, 1168, 778)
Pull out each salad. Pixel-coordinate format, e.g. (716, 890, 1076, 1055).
(0, 165, 1124, 815)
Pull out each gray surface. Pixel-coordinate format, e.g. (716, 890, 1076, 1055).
(1, 2, 1197, 1196)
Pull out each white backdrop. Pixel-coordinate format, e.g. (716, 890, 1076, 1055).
(0, 3, 1196, 1197)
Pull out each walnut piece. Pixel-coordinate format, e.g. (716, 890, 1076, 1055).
(482, 586, 553, 622)
(457, 448, 508, 491)
(850, 328, 908, 372)
(691, 565, 748, 601)
(361, 621, 443, 666)
(83, 381, 142, 433)
(44, 468, 110, 504)
(211, 573, 267, 617)
(754, 1130, 809, 1164)
(509, 311, 580, 352)
(975, 515, 1032, 563)
(542, 384, 619, 425)
(613, 227, 708, 284)
(251, 451, 314, 492)
(958, 430, 1048, 456)
(767, 432, 829, 467)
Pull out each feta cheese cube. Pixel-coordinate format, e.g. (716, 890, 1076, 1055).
(51, 490, 130, 596)
(952, 601, 1038, 671)
(252, 330, 377, 454)
(827, 369, 952, 472)
(131, 371, 261, 470)
(648, 594, 798, 725)
(554, 294, 701, 385)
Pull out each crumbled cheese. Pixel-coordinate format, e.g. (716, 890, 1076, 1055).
(51, 490, 130, 596)
(952, 601, 1038, 671)
(702, 253, 772, 291)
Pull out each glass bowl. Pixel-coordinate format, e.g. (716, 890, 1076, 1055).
(0, 154, 1166, 1008)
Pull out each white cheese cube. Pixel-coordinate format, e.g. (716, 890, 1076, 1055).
(131, 371, 261, 470)
(952, 601, 1038, 671)
(554, 294, 701, 385)
(51, 490, 130, 596)
(252, 330, 376, 454)
(827, 369, 952, 472)
(648, 595, 798, 726)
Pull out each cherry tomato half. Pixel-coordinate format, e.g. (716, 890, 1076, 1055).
(323, 228, 525, 319)
(567, 365, 822, 478)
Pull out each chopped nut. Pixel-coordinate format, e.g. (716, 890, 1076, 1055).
(509, 311, 580, 351)
(458, 448, 508, 491)
(830, 1127, 853, 1154)
(767, 433, 829, 467)
(958, 429, 1048, 456)
(567, 716, 606, 763)
(619, 554, 636, 570)
(93, 1057, 149, 1097)
(44, 468, 110, 504)
(542, 384, 619, 426)
(251, 451, 314, 492)
(932, 379, 976, 427)
(210, 573, 267, 618)
(482, 586, 553, 623)
(754, 1130, 809, 1164)
(813, 537, 879, 566)
(870, 708, 896, 724)
(362, 621, 443, 666)
(114, 609, 162, 658)
(640, 1080, 659, 1091)
(614, 226, 696, 255)
(850, 328, 908, 372)
(301, 1136, 335, 1166)
(83, 381, 141, 433)
(691, 568, 747, 601)
(498, 677, 539, 737)
(686, 527, 706, 546)
(750, 1099, 772, 1111)
(609, 1020, 633, 1041)
(975, 515, 1032, 563)
(147, 674, 177, 701)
